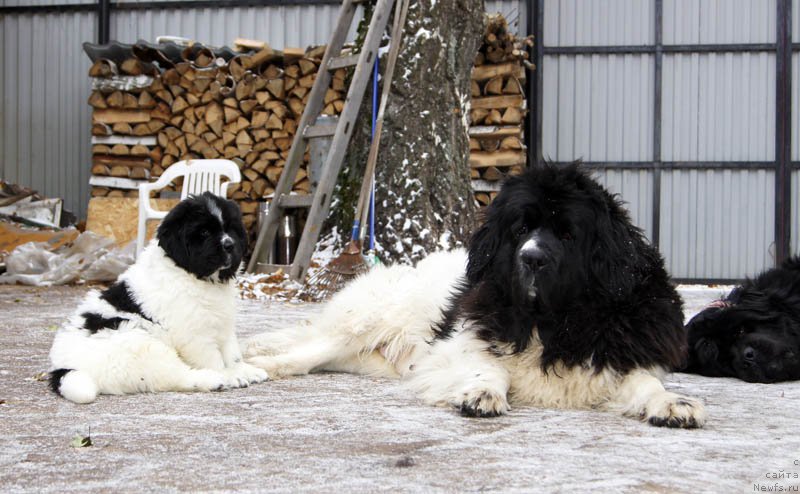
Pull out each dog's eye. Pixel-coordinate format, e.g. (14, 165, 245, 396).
(561, 232, 572, 241)
(515, 225, 528, 238)
(200, 229, 211, 238)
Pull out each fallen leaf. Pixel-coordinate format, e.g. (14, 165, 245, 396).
(70, 434, 92, 448)
(33, 371, 49, 382)
(46, 325, 58, 331)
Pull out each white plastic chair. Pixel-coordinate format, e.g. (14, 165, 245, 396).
(137, 159, 241, 257)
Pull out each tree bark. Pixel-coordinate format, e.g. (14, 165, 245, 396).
(373, 0, 484, 264)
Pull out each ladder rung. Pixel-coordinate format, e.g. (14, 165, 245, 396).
(328, 54, 359, 70)
(277, 194, 314, 208)
(304, 123, 337, 138)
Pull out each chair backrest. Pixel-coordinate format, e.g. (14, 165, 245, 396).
(145, 159, 242, 200)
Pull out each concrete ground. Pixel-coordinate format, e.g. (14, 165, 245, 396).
(1, 284, 799, 493)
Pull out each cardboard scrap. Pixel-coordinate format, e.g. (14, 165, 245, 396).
(86, 197, 179, 247)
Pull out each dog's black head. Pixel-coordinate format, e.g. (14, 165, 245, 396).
(686, 294, 800, 383)
(156, 192, 246, 282)
(467, 164, 648, 310)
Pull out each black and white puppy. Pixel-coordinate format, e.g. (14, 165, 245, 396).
(684, 258, 800, 382)
(245, 165, 706, 428)
(49, 192, 267, 403)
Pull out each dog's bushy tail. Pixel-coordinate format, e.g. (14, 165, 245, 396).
(49, 369, 98, 404)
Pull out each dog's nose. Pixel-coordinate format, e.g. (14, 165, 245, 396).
(520, 244, 548, 272)
(221, 236, 235, 253)
(742, 346, 756, 362)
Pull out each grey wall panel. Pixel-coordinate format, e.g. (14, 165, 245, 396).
(542, 54, 654, 162)
(660, 169, 775, 279)
(664, 0, 776, 44)
(662, 53, 775, 161)
(111, 5, 347, 48)
(543, 0, 653, 46)
(793, 53, 799, 161)
(1, 12, 95, 219)
(0, 0, 94, 5)
(591, 169, 654, 241)
(794, 0, 799, 41)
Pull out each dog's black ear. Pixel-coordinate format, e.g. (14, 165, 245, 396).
(467, 211, 502, 283)
(588, 195, 646, 296)
(157, 200, 192, 264)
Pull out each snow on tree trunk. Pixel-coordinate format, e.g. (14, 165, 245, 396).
(372, 0, 485, 264)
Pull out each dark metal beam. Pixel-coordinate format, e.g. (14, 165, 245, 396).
(0, 0, 340, 15)
(98, 0, 110, 44)
(553, 161, 778, 170)
(531, 0, 544, 168)
(525, 0, 542, 167)
(775, 0, 793, 264)
(543, 43, 777, 55)
(652, 0, 663, 249)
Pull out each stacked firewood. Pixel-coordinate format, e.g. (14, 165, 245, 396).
(469, 14, 533, 206)
(87, 41, 347, 232)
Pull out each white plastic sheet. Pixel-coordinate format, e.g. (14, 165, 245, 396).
(0, 231, 134, 286)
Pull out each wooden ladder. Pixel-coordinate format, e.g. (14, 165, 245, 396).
(245, 0, 396, 280)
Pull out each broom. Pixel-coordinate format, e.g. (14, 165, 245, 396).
(305, 0, 410, 299)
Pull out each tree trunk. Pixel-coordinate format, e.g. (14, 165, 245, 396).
(369, 0, 484, 264)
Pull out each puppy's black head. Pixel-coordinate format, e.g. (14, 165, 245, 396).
(467, 164, 648, 309)
(157, 192, 246, 282)
(686, 302, 800, 383)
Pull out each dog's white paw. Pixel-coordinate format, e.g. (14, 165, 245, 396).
(643, 392, 706, 428)
(458, 389, 510, 418)
(225, 363, 269, 387)
(189, 369, 231, 392)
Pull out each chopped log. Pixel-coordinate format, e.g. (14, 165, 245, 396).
(484, 109, 503, 125)
(224, 106, 241, 123)
(235, 130, 252, 146)
(499, 135, 523, 150)
(501, 106, 522, 125)
(120, 58, 156, 76)
(266, 78, 285, 99)
(122, 93, 139, 109)
(471, 95, 524, 110)
(94, 109, 151, 124)
(470, 108, 489, 124)
(469, 138, 481, 151)
(298, 58, 318, 75)
(255, 91, 271, 105)
(92, 123, 112, 136)
(298, 74, 315, 88)
(234, 37, 267, 51)
(89, 59, 118, 78)
(93, 155, 152, 169)
(469, 150, 526, 168)
(502, 76, 522, 94)
(240, 99, 259, 115)
(479, 138, 501, 152)
(266, 113, 283, 130)
(242, 169, 260, 182)
(471, 62, 526, 82)
(138, 91, 156, 109)
(106, 91, 124, 108)
(112, 122, 133, 134)
(246, 47, 278, 68)
(88, 91, 108, 109)
(481, 166, 505, 181)
(109, 144, 130, 156)
(484, 75, 504, 95)
(471, 80, 481, 97)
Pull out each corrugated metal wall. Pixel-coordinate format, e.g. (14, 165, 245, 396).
(0, 1, 525, 220)
(1, 11, 95, 218)
(542, 0, 789, 280)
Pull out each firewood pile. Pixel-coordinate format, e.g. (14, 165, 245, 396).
(469, 14, 533, 207)
(86, 40, 347, 233)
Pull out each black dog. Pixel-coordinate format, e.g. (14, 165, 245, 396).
(246, 164, 706, 427)
(684, 258, 800, 382)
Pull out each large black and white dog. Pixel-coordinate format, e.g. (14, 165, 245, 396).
(49, 192, 267, 403)
(684, 258, 800, 382)
(245, 165, 706, 427)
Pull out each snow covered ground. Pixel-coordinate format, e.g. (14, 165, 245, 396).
(1, 283, 799, 493)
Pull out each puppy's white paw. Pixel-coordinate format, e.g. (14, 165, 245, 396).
(189, 369, 231, 392)
(458, 389, 510, 418)
(643, 392, 706, 428)
(225, 363, 269, 387)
